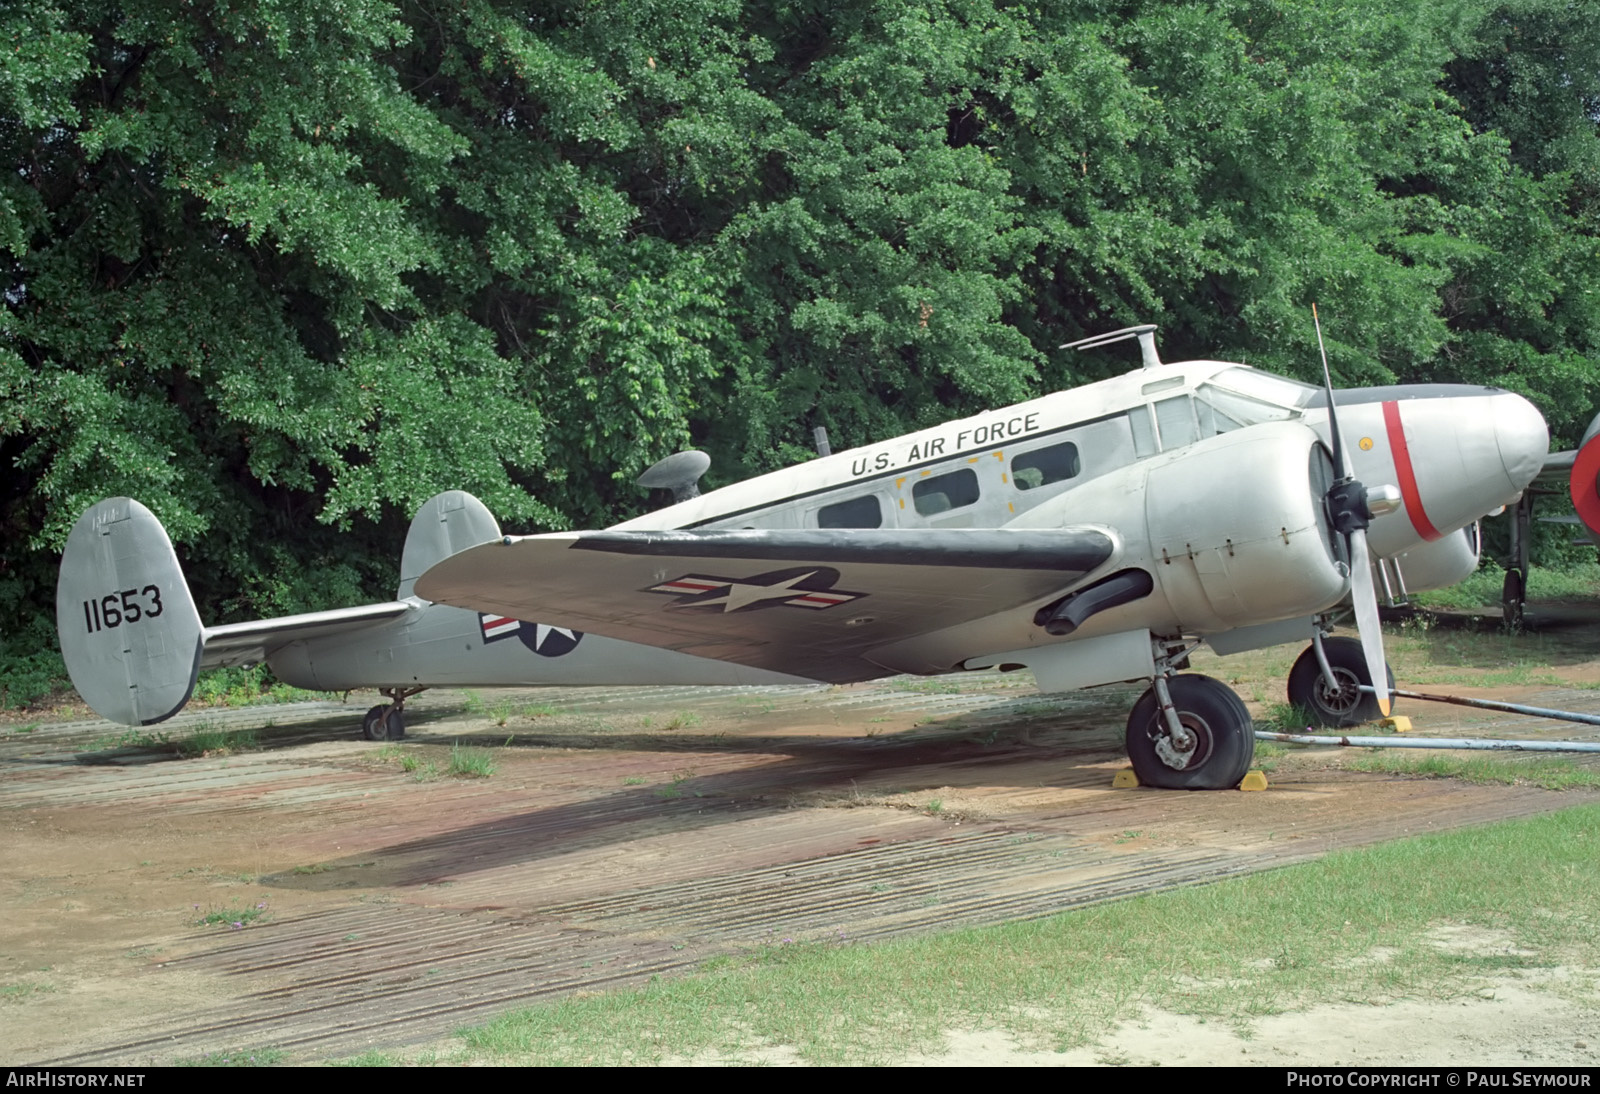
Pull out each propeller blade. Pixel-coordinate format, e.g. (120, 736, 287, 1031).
(1347, 530, 1391, 717)
(1312, 303, 1351, 478)
(1312, 304, 1390, 716)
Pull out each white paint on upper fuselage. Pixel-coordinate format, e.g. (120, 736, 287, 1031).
(614, 359, 1261, 533)
(612, 359, 1543, 576)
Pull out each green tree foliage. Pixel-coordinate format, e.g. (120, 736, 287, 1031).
(2, 0, 1598, 669)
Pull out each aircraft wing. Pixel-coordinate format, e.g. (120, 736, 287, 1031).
(1536, 449, 1577, 487)
(414, 528, 1115, 683)
(201, 602, 413, 669)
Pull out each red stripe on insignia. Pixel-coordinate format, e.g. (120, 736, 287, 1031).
(1382, 400, 1442, 542)
(484, 616, 514, 628)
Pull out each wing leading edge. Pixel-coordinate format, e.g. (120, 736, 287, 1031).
(414, 528, 1116, 682)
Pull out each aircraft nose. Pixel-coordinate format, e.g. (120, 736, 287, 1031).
(1493, 392, 1548, 491)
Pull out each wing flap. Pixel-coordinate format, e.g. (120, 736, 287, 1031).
(415, 528, 1116, 682)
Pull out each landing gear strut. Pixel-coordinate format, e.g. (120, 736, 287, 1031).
(1126, 673, 1255, 790)
(361, 686, 427, 741)
(1502, 490, 1534, 631)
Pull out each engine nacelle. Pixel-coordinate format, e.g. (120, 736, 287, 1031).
(1140, 422, 1349, 633)
(1386, 524, 1480, 594)
(1570, 410, 1600, 545)
(1011, 421, 1348, 638)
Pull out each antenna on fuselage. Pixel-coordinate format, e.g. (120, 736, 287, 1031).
(1061, 324, 1162, 369)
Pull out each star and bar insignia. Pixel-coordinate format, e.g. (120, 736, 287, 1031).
(646, 567, 865, 613)
(478, 614, 584, 657)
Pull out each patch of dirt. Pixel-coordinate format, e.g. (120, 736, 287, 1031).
(897, 972, 1600, 1066)
(4, 625, 1600, 1064)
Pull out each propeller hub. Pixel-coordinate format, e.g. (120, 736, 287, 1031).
(1365, 484, 1402, 517)
(1326, 478, 1372, 537)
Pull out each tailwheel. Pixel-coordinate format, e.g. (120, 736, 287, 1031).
(361, 704, 404, 741)
(360, 686, 425, 741)
(1287, 636, 1395, 728)
(1125, 674, 1255, 790)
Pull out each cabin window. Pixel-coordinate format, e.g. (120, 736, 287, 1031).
(817, 495, 883, 529)
(1012, 441, 1081, 490)
(913, 468, 980, 516)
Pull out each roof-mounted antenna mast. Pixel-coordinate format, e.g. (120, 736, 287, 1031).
(1061, 324, 1162, 370)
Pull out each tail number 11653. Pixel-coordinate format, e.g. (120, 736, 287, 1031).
(83, 586, 165, 633)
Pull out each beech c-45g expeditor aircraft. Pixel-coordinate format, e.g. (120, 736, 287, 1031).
(57, 324, 1552, 789)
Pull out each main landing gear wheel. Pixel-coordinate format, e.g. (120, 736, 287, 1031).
(1125, 674, 1255, 791)
(361, 704, 406, 741)
(1286, 636, 1396, 728)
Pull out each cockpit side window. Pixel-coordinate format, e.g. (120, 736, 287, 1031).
(1195, 382, 1301, 431)
(1209, 367, 1319, 409)
(1153, 396, 1200, 449)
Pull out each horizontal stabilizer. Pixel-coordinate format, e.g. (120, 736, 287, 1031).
(415, 527, 1115, 682)
(201, 602, 413, 670)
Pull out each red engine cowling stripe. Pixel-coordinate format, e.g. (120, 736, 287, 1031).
(1383, 400, 1443, 542)
(1568, 433, 1600, 541)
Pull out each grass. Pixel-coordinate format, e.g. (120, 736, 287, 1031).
(1253, 702, 1323, 734)
(889, 678, 964, 695)
(456, 803, 1600, 1066)
(376, 741, 497, 780)
(191, 664, 316, 709)
(194, 900, 271, 929)
(1251, 741, 1288, 773)
(175, 1048, 287, 1067)
(0, 641, 70, 711)
(331, 1050, 403, 1066)
(447, 741, 497, 778)
(87, 727, 168, 750)
(655, 774, 692, 800)
(80, 722, 259, 758)
(1342, 750, 1600, 791)
(0, 980, 54, 1003)
(407, 757, 439, 780)
(1411, 561, 1600, 613)
(176, 724, 259, 757)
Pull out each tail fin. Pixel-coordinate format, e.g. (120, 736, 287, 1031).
(397, 491, 502, 600)
(56, 499, 204, 725)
